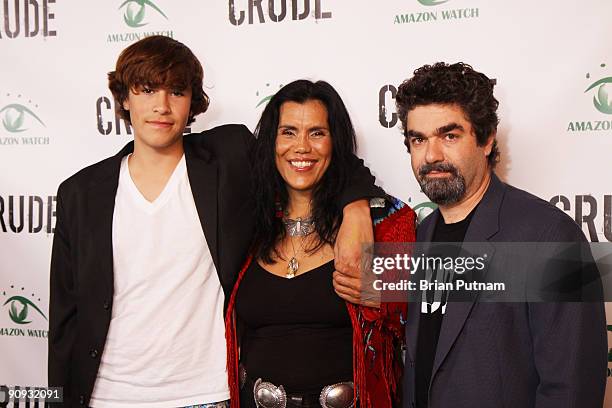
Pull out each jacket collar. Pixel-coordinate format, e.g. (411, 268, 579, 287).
(431, 172, 507, 377)
(87, 134, 214, 185)
(86, 136, 220, 293)
(407, 172, 507, 376)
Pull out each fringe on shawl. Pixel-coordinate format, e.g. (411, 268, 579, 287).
(225, 254, 253, 408)
(347, 302, 369, 408)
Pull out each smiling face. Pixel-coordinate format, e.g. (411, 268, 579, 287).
(275, 99, 333, 199)
(123, 85, 192, 152)
(405, 103, 493, 206)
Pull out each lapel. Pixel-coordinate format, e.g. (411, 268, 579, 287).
(83, 138, 221, 295)
(86, 142, 134, 294)
(430, 172, 505, 377)
(184, 140, 220, 272)
(406, 210, 440, 362)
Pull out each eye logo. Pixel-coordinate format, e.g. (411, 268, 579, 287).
(119, 0, 168, 28)
(0, 104, 45, 133)
(3, 296, 47, 325)
(584, 63, 612, 115)
(413, 201, 437, 223)
(255, 83, 284, 108)
(585, 78, 612, 115)
(417, 0, 450, 6)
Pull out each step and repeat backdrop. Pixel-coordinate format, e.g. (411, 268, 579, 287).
(1, 0, 612, 406)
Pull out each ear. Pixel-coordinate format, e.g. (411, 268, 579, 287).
(122, 99, 130, 111)
(484, 132, 496, 156)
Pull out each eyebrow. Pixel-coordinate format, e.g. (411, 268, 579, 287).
(278, 124, 329, 132)
(133, 82, 188, 90)
(405, 129, 424, 138)
(435, 122, 464, 135)
(405, 122, 465, 138)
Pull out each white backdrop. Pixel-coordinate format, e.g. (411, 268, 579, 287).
(1, 0, 612, 406)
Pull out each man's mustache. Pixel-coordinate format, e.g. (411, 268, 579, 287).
(418, 162, 459, 178)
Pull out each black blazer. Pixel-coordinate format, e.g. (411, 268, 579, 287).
(48, 124, 381, 406)
(403, 173, 607, 408)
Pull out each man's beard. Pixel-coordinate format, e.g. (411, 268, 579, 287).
(417, 162, 466, 205)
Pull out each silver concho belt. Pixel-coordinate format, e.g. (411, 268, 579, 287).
(253, 377, 355, 408)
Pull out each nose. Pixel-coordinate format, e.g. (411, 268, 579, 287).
(294, 132, 312, 153)
(153, 90, 171, 114)
(425, 137, 444, 163)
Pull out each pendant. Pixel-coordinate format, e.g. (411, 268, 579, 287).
(287, 256, 299, 278)
(295, 217, 301, 234)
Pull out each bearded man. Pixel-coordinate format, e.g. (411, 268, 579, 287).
(397, 62, 607, 408)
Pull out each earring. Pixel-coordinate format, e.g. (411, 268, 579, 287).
(275, 194, 283, 218)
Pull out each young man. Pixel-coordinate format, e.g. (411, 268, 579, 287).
(48, 35, 379, 407)
(396, 62, 607, 408)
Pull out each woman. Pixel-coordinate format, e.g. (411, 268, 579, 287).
(225, 80, 415, 408)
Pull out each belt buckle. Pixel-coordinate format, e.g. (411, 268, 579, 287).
(319, 382, 355, 408)
(253, 377, 287, 408)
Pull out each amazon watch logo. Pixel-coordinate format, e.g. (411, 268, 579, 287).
(566, 63, 612, 133)
(4, 296, 47, 324)
(0, 104, 45, 133)
(2, 288, 46, 325)
(0, 93, 49, 145)
(255, 83, 284, 108)
(412, 201, 437, 224)
(417, 0, 450, 5)
(394, 0, 479, 25)
(0, 287, 48, 339)
(585, 64, 612, 115)
(119, 0, 168, 28)
(106, 1, 173, 43)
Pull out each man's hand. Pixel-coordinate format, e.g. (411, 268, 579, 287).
(333, 199, 380, 307)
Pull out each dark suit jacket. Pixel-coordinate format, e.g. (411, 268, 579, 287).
(48, 124, 381, 407)
(403, 173, 607, 408)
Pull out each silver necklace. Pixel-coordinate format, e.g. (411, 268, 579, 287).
(282, 213, 315, 278)
(282, 215, 315, 237)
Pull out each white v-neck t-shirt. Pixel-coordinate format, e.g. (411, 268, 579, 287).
(90, 155, 229, 408)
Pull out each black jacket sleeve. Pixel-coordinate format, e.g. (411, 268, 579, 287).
(337, 154, 385, 208)
(48, 182, 77, 401)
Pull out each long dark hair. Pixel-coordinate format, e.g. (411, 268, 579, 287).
(252, 79, 357, 264)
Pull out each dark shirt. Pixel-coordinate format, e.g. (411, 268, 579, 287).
(415, 208, 476, 408)
(235, 260, 353, 394)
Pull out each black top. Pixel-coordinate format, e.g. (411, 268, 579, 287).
(235, 260, 353, 394)
(415, 208, 476, 408)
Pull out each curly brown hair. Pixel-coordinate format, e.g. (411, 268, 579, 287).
(108, 35, 209, 125)
(396, 62, 500, 167)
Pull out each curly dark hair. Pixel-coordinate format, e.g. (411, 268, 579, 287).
(252, 80, 357, 264)
(108, 35, 209, 125)
(395, 62, 500, 167)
